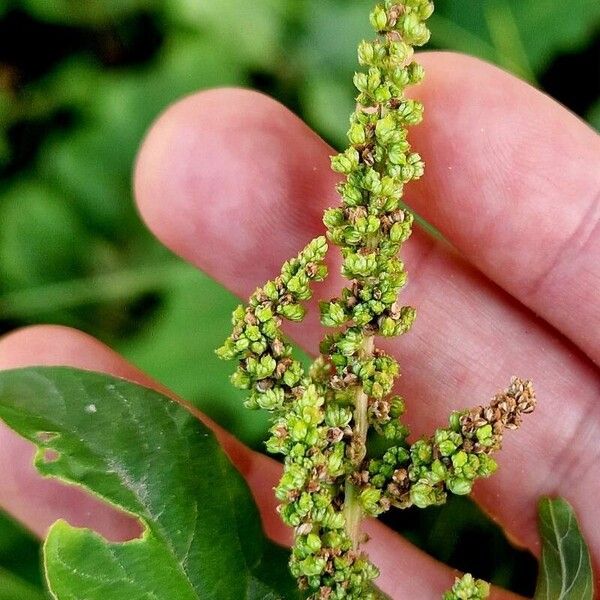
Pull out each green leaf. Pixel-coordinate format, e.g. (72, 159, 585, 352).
(433, 0, 600, 77)
(534, 497, 594, 600)
(166, 0, 286, 69)
(0, 367, 300, 600)
(0, 181, 93, 291)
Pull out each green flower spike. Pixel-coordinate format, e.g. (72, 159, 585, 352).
(218, 2, 536, 598)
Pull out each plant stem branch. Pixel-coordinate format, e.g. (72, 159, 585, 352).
(344, 334, 374, 549)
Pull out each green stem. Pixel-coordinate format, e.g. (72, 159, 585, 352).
(343, 334, 374, 548)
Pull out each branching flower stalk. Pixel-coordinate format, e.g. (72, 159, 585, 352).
(218, 1, 536, 598)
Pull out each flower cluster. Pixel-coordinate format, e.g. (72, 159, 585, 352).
(443, 574, 490, 600)
(218, 2, 536, 598)
(358, 376, 536, 516)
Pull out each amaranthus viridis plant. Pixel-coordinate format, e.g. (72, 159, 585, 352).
(218, 1, 537, 598)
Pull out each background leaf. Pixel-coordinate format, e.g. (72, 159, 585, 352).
(0, 367, 300, 600)
(0, 510, 44, 595)
(0, 567, 46, 600)
(19, 0, 160, 25)
(534, 497, 594, 600)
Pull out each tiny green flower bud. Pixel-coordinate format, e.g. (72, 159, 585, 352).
(430, 459, 448, 482)
(387, 144, 407, 165)
(255, 305, 273, 323)
(411, 440, 433, 465)
(410, 481, 437, 508)
(388, 40, 411, 64)
(321, 531, 345, 549)
(447, 477, 473, 496)
(357, 40, 375, 65)
(215, 340, 236, 360)
(360, 487, 382, 515)
(380, 316, 396, 337)
(438, 439, 458, 457)
(374, 84, 392, 103)
(262, 282, 278, 302)
(452, 450, 468, 469)
(250, 340, 267, 355)
(328, 443, 346, 476)
(234, 337, 250, 352)
(338, 181, 364, 206)
(320, 301, 347, 327)
(383, 446, 409, 466)
(401, 13, 430, 46)
(348, 123, 367, 145)
(353, 71, 369, 94)
(306, 533, 322, 553)
(407, 61, 425, 84)
(325, 405, 353, 428)
(443, 574, 490, 600)
(370, 5, 388, 31)
(231, 304, 245, 324)
(323, 207, 345, 229)
(283, 363, 303, 387)
(449, 411, 463, 432)
(298, 556, 327, 577)
(352, 303, 373, 326)
(375, 113, 397, 144)
(367, 67, 382, 91)
(230, 368, 251, 389)
(244, 324, 261, 341)
(476, 423, 493, 444)
(280, 303, 306, 322)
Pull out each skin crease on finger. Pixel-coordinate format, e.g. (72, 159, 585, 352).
(133, 50, 600, 577)
(0, 325, 521, 599)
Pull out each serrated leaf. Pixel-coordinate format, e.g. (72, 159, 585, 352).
(534, 497, 594, 600)
(0, 367, 300, 600)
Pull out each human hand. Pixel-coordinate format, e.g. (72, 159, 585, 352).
(0, 52, 598, 598)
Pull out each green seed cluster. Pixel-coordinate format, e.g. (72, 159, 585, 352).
(361, 376, 535, 515)
(218, 2, 536, 599)
(443, 574, 490, 600)
(217, 236, 328, 413)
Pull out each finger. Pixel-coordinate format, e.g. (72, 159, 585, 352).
(410, 52, 600, 365)
(134, 83, 600, 564)
(0, 326, 522, 599)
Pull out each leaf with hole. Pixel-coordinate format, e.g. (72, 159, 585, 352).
(0, 367, 300, 600)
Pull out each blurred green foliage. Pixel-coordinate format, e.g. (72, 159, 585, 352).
(0, 510, 44, 598)
(0, 0, 598, 597)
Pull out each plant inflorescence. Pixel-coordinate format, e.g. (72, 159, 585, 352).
(218, 1, 536, 598)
